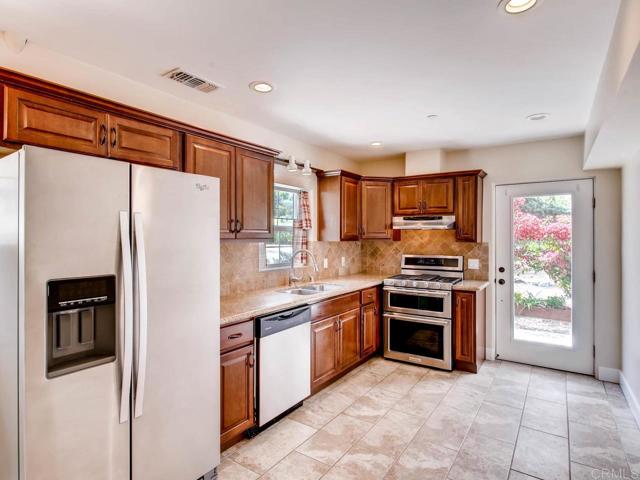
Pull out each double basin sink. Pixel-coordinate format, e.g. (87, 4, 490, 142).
(277, 283, 342, 296)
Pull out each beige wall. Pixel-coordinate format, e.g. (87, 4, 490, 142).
(405, 148, 445, 175)
(621, 157, 640, 416)
(585, 0, 640, 161)
(0, 41, 360, 173)
(445, 136, 621, 377)
(357, 155, 406, 177)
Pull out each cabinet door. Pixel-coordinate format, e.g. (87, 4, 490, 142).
(338, 308, 361, 370)
(220, 345, 255, 446)
(311, 317, 339, 390)
(360, 303, 377, 357)
(341, 176, 360, 240)
(454, 291, 476, 365)
(422, 177, 454, 214)
(361, 180, 392, 239)
(393, 179, 422, 215)
(108, 115, 180, 169)
(184, 135, 236, 238)
(235, 148, 274, 239)
(3, 86, 108, 156)
(455, 175, 481, 242)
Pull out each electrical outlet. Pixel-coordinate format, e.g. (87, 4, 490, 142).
(468, 259, 480, 270)
(341, 256, 347, 267)
(323, 257, 328, 269)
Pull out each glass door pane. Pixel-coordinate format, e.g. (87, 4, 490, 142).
(512, 194, 572, 346)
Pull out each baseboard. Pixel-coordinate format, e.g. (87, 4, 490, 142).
(620, 371, 640, 428)
(597, 366, 620, 383)
(485, 347, 496, 361)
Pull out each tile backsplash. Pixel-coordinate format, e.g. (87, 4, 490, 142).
(220, 231, 488, 296)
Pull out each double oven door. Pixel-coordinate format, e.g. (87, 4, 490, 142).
(383, 287, 452, 370)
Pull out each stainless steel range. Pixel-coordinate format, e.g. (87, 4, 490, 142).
(383, 254, 463, 370)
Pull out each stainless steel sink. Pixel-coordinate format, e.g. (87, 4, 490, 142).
(276, 288, 319, 295)
(277, 283, 342, 295)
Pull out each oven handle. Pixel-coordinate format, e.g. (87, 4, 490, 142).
(383, 312, 451, 326)
(383, 287, 451, 297)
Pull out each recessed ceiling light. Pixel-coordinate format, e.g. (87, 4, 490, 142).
(503, 0, 538, 14)
(370, 141, 383, 148)
(249, 81, 273, 93)
(426, 114, 439, 119)
(526, 112, 550, 121)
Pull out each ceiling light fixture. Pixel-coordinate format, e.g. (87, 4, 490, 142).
(302, 159, 312, 176)
(249, 81, 273, 93)
(370, 141, 383, 148)
(503, 0, 538, 14)
(287, 154, 299, 172)
(526, 112, 550, 121)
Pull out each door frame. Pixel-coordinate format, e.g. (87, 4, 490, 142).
(493, 178, 595, 374)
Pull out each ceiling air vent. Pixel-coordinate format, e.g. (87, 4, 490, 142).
(163, 68, 219, 93)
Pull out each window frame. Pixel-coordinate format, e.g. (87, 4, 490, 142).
(259, 184, 303, 271)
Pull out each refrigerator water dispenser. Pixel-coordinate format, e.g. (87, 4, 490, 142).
(46, 275, 117, 378)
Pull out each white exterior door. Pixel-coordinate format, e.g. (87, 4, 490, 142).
(130, 165, 220, 480)
(495, 179, 594, 374)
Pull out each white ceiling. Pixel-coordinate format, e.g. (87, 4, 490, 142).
(0, 0, 620, 160)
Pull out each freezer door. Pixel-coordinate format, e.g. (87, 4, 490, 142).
(19, 146, 130, 479)
(131, 165, 220, 480)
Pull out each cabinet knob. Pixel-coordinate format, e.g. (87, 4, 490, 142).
(99, 124, 107, 145)
(247, 354, 255, 368)
(110, 127, 117, 148)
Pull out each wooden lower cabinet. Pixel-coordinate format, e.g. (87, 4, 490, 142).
(360, 303, 377, 357)
(338, 308, 361, 370)
(453, 289, 486, 373)
(311, 316, 340, 390)
(220, 343, 255, 448)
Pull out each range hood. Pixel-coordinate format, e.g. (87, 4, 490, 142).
(392, 215, 456, 230)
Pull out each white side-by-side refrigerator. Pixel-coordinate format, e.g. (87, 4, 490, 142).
(0, 146, 221, 480)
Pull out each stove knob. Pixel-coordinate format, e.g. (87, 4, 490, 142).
(415, 281, 427, 289)
(398, 280, 407, 287)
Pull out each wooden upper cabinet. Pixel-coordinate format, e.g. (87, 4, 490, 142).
(220, 344, 255, 446)
(3, 86, 108, 156)
(311, 316, 340, 390)
(107, 115, 180, 169)
(393, 179, 422, 215)
(317, 171, 361, 241)
(361, 180, 393, 239)
(184, 135, 236, 238)
(235, 148, 274, 239)
(338, 308, 361, 370)
(422, 177, 454, 214)
(341, 176, 360, 241)
(455, 175, 483, 242)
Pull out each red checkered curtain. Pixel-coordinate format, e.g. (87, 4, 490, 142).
(293, 191, 312, 266)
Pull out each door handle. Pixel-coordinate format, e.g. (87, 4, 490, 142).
(133, 212, 148, 419)
(99, 124, 107, 145)
(229, 219, 236, 233)
(110, 127, 117, 148)
(228, 332, 243, 340)
(119, 212, 133, 424)
(236, 220, 243, 232)
(498, 267, 505, 273)
(498, 279, 505, 285)
(247, 354, 255, 368)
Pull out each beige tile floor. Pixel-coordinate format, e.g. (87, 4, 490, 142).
(219, 357, 640, 480)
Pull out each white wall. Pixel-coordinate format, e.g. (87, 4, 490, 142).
(621, 156, 640, 418)
(445, 136, 621, 376)
(0, 40, 360, 173)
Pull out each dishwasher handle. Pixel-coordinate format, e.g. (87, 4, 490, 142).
(256, 305, 311, 338)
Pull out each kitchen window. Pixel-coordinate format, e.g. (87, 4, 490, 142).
(259, 185, 301, 270)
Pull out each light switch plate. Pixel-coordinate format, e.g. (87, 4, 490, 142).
(341, 256, 347, 267)
(468, 259, 480, 270)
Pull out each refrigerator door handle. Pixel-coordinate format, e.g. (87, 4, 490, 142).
(133, 212, 149, 418)
(119, 211, 134, 424)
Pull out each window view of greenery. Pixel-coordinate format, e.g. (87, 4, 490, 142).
(512, 194, 573, 346)
(264, 187, 298, 268)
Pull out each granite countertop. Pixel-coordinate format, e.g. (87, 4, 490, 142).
(221, 274, 387, 325)
(452, 280, 490, 292)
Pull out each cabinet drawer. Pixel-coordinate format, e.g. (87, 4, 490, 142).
(360, 287, 378, 305)
(311, 292, 360, 322)
(220, 320, 254, 352)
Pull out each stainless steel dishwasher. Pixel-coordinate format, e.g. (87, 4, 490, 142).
(255, 305, 311, 427)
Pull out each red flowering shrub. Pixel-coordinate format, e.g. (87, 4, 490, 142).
(512, 196, 572, 299)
